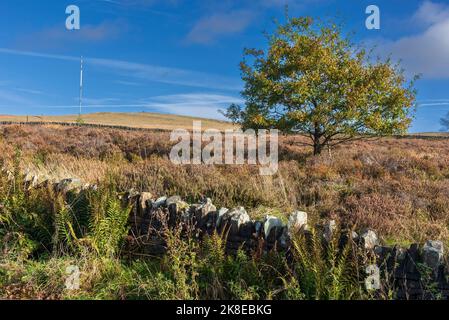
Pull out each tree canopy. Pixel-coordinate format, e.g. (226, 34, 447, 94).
(224, 16, 418, 155)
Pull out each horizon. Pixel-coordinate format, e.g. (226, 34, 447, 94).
(1, 1, 449, 133)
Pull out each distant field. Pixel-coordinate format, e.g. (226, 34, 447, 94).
(0, 112, 235, 131)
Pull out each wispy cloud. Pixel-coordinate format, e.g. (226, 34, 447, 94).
(15, 20, 128, 50)
(0, 89, 37, 106)
(186, 10, 256, 44)
(0, 48, 242, 91)
(418, 101, 449, 107)
(15, 88, 44, 95)
(88, 0, 181, 18)
(94, 0, 180, 6)
(81, 97, 122, 105)
(114, 80, 144, 86)
(184, 0, 332, 44)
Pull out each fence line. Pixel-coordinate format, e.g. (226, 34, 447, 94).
(0, 121, 170, 133)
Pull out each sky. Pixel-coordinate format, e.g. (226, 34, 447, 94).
(0, 0, 449, 132)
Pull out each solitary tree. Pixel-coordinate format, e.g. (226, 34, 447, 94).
(225, 17, 417, 155)
(440, 112, 449, 132)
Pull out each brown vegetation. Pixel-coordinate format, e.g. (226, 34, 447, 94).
(1, 123, 449, 245)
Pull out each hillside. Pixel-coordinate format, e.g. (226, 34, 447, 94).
(0, 112, 235, 131)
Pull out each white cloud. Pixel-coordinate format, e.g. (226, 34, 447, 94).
(411, 1, 449, 26)
(376, 1, 449, 79)
(143, 93, 243, 118)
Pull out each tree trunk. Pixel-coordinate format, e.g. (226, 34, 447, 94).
(313, 142, 323, 155)
(312, 122, 323, 156)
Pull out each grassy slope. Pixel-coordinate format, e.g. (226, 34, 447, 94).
(1, 112, 447, 137)
(0, 112, 235, 131)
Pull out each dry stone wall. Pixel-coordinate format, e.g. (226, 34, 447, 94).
(15, 172, 449, 300)
(124, 191, 449, 300)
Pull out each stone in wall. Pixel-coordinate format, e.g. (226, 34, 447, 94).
(55, 178, 83, 193)
(423, 240, 444, 274)
(360, 229, 378, 250)
(323, 220, 337, 243)
(217, 207, 256, 253)
(191, 197, 217, 231)
(263, 215, 287, 250)
(288, 211, 307, 233)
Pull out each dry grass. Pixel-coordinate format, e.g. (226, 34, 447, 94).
(0, 112, 235, 131)
(1, 124, 449, 246)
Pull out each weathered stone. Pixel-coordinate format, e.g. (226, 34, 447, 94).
(254, 220, 263, 237)
(138, 192, 153, 216)
(25, 174, 39, 188)
(239, 221, 254, 238)
(264, 215, 284, 240)
(396, 246, 407, 261)
(288, 211, 308, 232)
(191, 198, 217, 230)
(230, 208, 251, 234)
(360, 229, 378, 250)
(205, 211, 219, 230)
(423, 240, 444, 273)
(166, 195, 190, 227)
(126, 188, 140, 199)
(56, 178, 82, 193)
(279, 228, 289, 248)
(154, 196, 167, 208)
(197, 198, 217, 217)
(167, 196, 189, 213)
(374, 245, 391, 259)
(220, 207, 250, 235)
(323, 220, 337, 243)
(166, 195, 182, 207)
(216, 208, 229, 227)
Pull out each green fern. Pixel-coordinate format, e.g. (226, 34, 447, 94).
(91, 197, 130, 257)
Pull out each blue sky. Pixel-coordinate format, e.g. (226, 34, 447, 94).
(0, 0, 449, 132)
